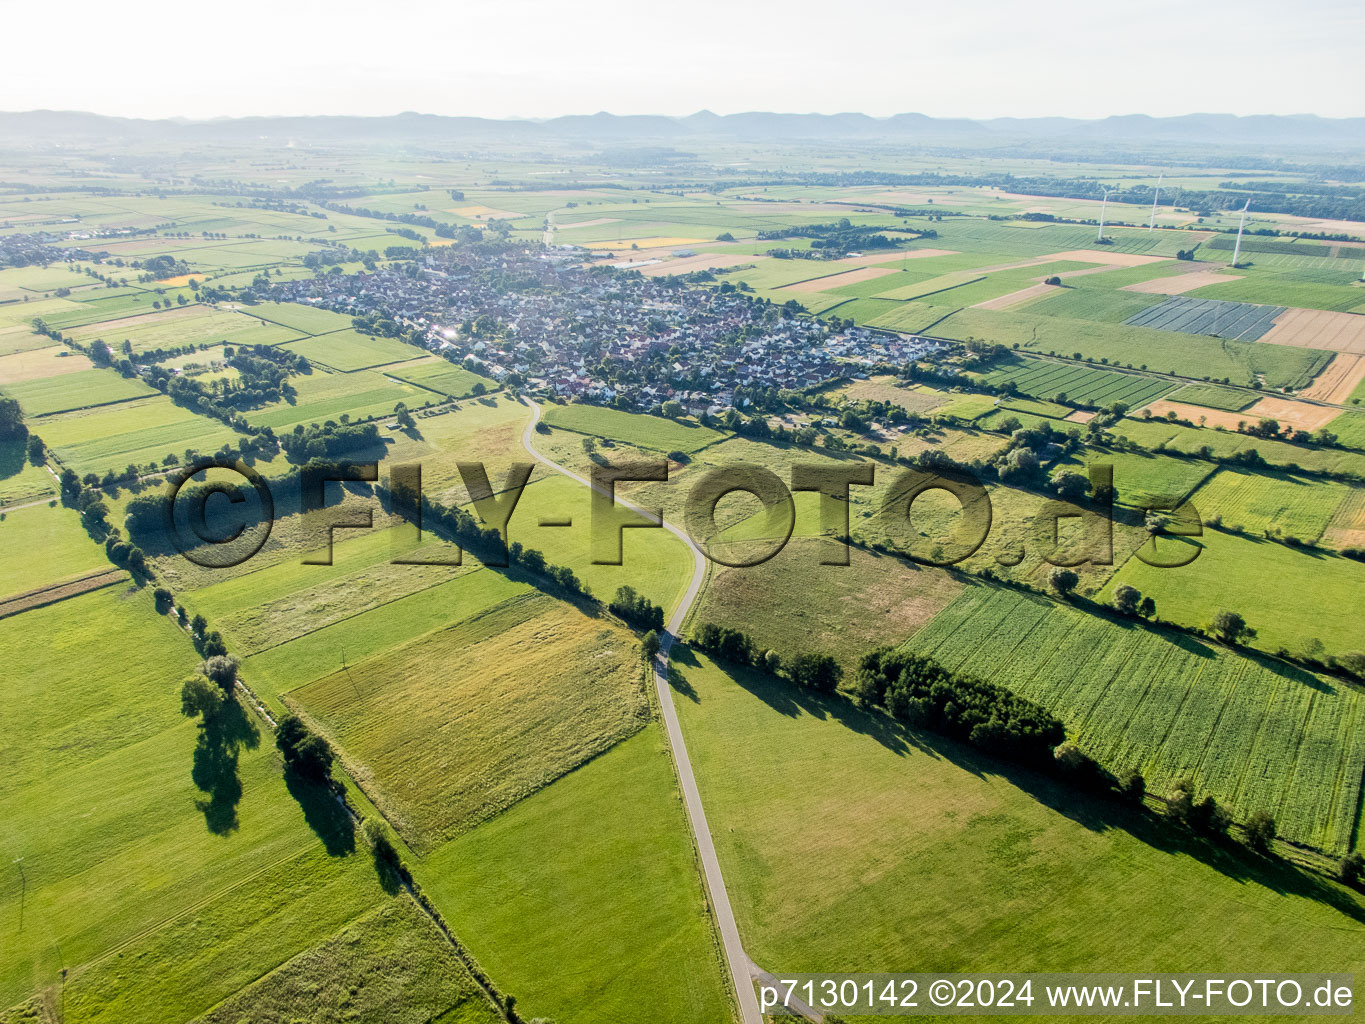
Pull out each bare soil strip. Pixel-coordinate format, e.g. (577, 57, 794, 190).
(1259, 308, 1365, 355)
(777, 266, 898, 294)
(1300, 353, 1365, 403)
(1122, 269, 1243, 295)
(0, 567, 124, 619)
(830, 248, 958, 267)
(1245, 395, 1342, 432)
(554, 217, 620, 230)
(1137, 400, 1255, 430)
(637, 253, 760, 277)
(974, 281, 1057, 311)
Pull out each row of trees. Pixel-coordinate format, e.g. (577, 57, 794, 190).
(854, 649, 1066, 765)
(376, 480, 589, 600)
(692, 622, 843, 693)
(608, 585, 664, 631)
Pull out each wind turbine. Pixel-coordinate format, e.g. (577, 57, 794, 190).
(1230, 199, 1251, 267)
(1148, 172, 1164, 231)
(1097, 190, 1115, 243)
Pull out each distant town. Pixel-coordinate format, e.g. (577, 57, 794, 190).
(266, 245, 941, 413)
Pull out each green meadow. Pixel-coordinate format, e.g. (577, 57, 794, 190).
(541, 402, 724, 454)
(0, 366, 155, 416)
(384, 357, 492, 398)
(0, 587, 392, 1023)
(0, 502, 109, 597)
(36, 396, 242, 475)
(1104, 529, 1365, 661)
(277, 331, 420, 371)
(672, 648, 1365, 975)
(419, 727, 730, 1024)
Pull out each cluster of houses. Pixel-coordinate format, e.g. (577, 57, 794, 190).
(268, 246, 942, 412)
(0, 232, 98, 267)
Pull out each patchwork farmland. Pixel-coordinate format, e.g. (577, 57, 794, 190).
(2, 110, 1365, 1024)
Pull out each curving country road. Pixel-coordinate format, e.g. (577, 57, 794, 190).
(518, 397, 767, 1024)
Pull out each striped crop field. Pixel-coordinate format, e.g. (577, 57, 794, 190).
(906, 585, 1365, 853)
(982, 356, 1173, 407)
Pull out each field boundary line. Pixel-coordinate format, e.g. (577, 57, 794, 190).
(239, 566, 488, 664)
(25, 387, 161, 420)
(519, 395, 762, 1024)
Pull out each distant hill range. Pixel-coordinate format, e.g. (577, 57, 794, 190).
(2, 109, 1362, 149)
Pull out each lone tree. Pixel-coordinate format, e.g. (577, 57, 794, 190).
(1138, 596, 1157, 620)
(180, 675, 225, 721)
(641, 629, 660, 660)
(1112, 583, 1141, 617)
(200, 655, 240, 692)
(1049, 567, 1080, 597)
(1210, 610, 1256, 646)
(276, 715, 334, 782)
(393, 402, 414, 430)
(1243, 810, 1276, 853)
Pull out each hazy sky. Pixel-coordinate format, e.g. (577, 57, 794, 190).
(5, 0, 1361, 120)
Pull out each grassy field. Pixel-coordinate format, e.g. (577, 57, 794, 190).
(237, 300, 356, 336)
(176, 521, 470, 657)
(1026, 287, 1160, 323)
(909, 585, 1365, 851)
(692, 537, 964, 674)
(1104, 528, 1365, 661)
(1113, 414, 1365, 477)
(0, 366, 156, 416)
(0, 502, 109, 598)
(862, 300, 956, 333)
(0, 446, 54, 506)
(287, 588, 649, 853)
(419, 727, 731, 1024)
(36, 395, 242, 475)
(672, 647, 1365, 976)
(193, 897, 499, 1024)
(937, 308, 1331, 389)
(1326, 410, 1365, 449)
(245, 367, 432, 431)
(1165, 383, 1259, 411)
(277, 331, 420, 371)
(0, 344, 93, 382)
(0, 587, 391, 1022)
(487, 472, 697, 612)
(541, 402, 724, 454)
(63, 305, 303, 353)
(384, 357, 492, 398)
(1188, 467, 1353, 542)
(1051, 447, 1215, 511)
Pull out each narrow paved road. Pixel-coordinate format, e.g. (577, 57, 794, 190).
(518, 397, 766, 1024)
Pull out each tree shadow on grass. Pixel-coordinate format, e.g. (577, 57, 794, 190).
(665, 645, 699, 701)
(190, 697, 260, 835)
(703, 651, 1365, 927)
(284, 771, 356, 857)
(0, 439, 25, 480)
(695, 649, 916, 758)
